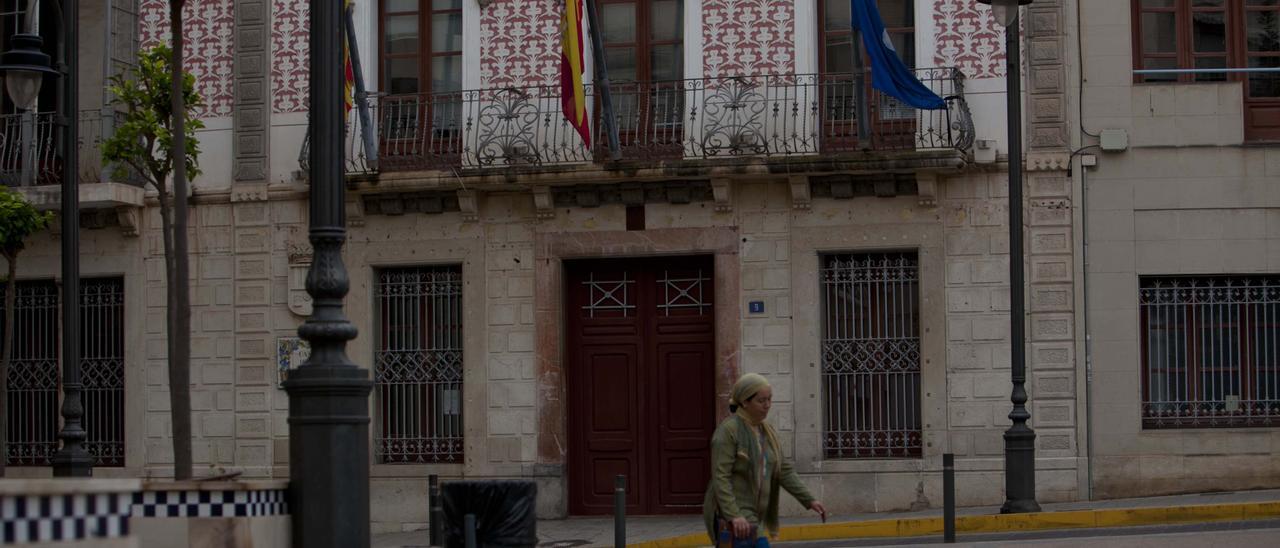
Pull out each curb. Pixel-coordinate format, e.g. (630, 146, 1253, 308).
(629, 501, 1280, 547)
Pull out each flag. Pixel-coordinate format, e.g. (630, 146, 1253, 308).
(560, 0, 591, 147)
(344, 0, 355, 114)
(851, 0, 945, 110)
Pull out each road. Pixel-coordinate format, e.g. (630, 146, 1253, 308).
(776, 519, 1280, 547)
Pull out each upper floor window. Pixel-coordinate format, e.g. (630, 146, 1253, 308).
(1132, 1, 1280, 140)
(380, 0, 463, 95)
(599, 0, 684, 83)
(819, 0, 916, 74)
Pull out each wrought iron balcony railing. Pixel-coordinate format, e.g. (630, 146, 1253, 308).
(304, 67, 974, 175)
(0, 109, 139, 187)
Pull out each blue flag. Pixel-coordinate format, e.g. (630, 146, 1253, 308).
(851, 0, 946, 110)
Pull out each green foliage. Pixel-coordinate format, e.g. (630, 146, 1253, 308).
(101, 44, 205, 190)
(0, 188, 53, 259)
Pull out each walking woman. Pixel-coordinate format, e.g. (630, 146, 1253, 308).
(703, 373, 827, 547)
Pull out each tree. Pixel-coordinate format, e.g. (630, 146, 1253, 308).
(101, 43, 202, 480)
(0, 188, 54, 476)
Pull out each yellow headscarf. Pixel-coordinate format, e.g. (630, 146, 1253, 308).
(729, 373, 782, 485)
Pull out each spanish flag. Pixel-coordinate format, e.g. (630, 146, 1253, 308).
(344, 0, 355, 113)
(560, 0, 590, 147)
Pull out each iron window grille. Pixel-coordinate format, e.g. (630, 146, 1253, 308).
(374, 266, 464, 463)
(4, 277, 125, 467)
(821, 252, 922, 458)
(1140, 275, 1280, 428)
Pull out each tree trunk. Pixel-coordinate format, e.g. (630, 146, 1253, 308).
(0, 252, 17, 476)
(168, 0, 193, 481)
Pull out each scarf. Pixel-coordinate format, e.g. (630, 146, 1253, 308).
(729, 373, 782, 510)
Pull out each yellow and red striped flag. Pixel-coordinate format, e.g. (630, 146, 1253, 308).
(344, 0, 355, 113)
(560, 0, 590, 147)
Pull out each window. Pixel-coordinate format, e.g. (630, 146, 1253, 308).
(599, 0, 685, 155)
(4, 277, 126, 467)
(1140, 276, 1280, 428)
(374, 266, 463, 464)
(378, 0, 465, 168)
(820, 0, 915, 74)
(380, 0, 462, 95)
(1132, 1, 1280, 140)
(821, 252, 921, 458)
(818, 0, 918, 149)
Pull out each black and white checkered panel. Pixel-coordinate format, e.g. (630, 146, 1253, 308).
(1, 492, 132, 544)
(131, 489, 289, 518)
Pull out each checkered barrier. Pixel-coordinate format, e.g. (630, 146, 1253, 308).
(131, 489, 289, 518)
(1, 492, 132, 544)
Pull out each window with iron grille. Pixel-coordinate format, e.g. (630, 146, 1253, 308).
(375, 266, 463, 463)
(1140, 276, 1280, 428)
(821, 252, 921, 458)
(4, 277, 125, 467)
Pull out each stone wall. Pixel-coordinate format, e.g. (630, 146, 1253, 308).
(6, 170, 1079, 530)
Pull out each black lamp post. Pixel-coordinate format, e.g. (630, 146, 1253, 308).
(0, 0, 91, 477)
(976, 0, 1040, 514)
(283, 0, 372, 545)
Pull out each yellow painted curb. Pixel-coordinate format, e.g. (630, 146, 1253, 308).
(627, 500, 1280, 548)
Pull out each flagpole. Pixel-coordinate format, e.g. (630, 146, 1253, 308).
(850, 28, 872, 147)
(343, 2, 377, 170)
(583, 0, 621, 160)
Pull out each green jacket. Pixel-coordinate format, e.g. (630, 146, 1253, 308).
(702, 415, 815, 542)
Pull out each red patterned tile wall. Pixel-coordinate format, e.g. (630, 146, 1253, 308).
(480, 0, 562, 88)
(272, 0, 309, 113)
(932, 0, 1007, 79)
(702, 0, 794, 78)
(138, 0, 235, 118)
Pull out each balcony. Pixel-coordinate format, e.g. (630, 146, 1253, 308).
(0, 109, 146, 221)
(306, 68, 974, 178)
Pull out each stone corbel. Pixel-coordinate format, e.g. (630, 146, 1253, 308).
(457, 189, 479, 222)
(533, 186, 555, 219)
(916, 172, 939, 208)
(346, 195, 366, 227)
(710, 178, 732, 212)
(788, 175, 811, 210)
(115, 206, 141, 237)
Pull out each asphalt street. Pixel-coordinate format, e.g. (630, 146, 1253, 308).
(775, 518, 1280, 547)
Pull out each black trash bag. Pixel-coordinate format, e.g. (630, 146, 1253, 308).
(442, 480, 537, 548)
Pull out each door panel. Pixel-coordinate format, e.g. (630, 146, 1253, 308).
(566, 256, 716, 515)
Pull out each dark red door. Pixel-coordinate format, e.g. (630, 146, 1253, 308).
(566, 256, 717, 515)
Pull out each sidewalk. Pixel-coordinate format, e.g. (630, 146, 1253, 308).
(370, 488, 1280, 548)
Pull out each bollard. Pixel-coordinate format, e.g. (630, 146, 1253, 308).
(464, 513, 477, 548)
(428, 474, 441, 547)
(614, 474, 626, 548)
(943, 453, 955, 543)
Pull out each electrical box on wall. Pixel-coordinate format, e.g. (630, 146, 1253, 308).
(1100, 129, 1129, 151)
(974, 139, 997, 164)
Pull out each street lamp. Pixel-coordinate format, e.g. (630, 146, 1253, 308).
(0, 34, 57, 109)
(976, 0, 1039, 514)
(283, 0, 372, 545)
(0, 0, 89, 477)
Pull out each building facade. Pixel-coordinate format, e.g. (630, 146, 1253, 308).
(1080, 0, 1280, 499)
(3, 0, 1222, 535)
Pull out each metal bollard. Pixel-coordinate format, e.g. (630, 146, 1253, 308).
(428, 474, 441, 547)
(464, 513, 477, 548)
(943, 453, 955, 543)
(614, 474, 626, 548)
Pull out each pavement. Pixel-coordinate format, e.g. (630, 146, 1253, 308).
(370, 488, 1280, 548)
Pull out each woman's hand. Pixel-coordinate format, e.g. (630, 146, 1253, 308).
(808, 500, 828, 522)
(731, 516, 752, 539)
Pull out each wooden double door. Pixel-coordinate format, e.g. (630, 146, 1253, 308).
(565, 256, 717, 515)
